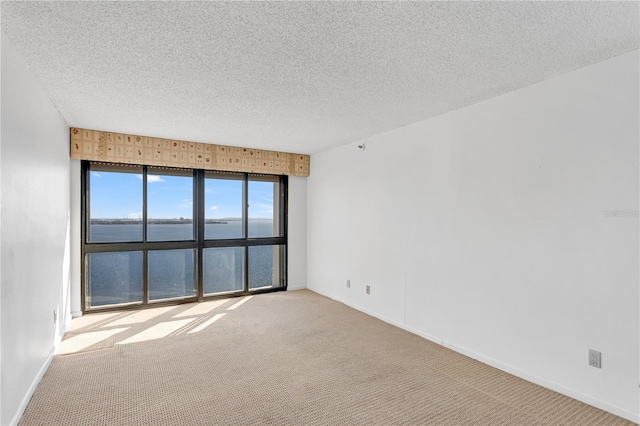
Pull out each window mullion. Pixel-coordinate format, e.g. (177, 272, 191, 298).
(81, 161, 89, 312)
(243, 174, 249, 293)
(143, 165, 148, 243)
(282, 176, 288, 287)
(196, 169, 205, 302)
(142, 166, 149, 304)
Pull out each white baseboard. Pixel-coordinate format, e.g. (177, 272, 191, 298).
(314, 288, 443, 345)
(287, 284, 307, 291)
(8, 347, 56, 426)
(65, 313, 73, 331)
(442, 340, 639, 424)
(9, 315, 70, 426)
(306, 287, 639, 424)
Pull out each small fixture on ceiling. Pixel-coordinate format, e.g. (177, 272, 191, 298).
(357, 143, 366, 151)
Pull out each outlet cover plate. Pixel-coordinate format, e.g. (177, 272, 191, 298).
(589, 349, 601, 368)
(366, 285, 370, 294)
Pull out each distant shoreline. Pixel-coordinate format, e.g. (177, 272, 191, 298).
(90, 218, 273, 225)
(91, 219, 233, 225)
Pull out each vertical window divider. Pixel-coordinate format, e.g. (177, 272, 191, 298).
(143, 251, 149, 304)
(243, 174, 249, 293)
(142, 166, 149, 304)
(80, 161, 89, 312)
(196, 169, 205, 301)
(281, 176, 288, 287)
(142, 166, 148, 242)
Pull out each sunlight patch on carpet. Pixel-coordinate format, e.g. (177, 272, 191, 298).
(188, 313, 227, 334)
(105, 306, 176, 327)
(66, 312, 120, 332)
(117, 318, 196, 345)
(226, 296, 253, 310)
(57, 327, 129, 355)
(174, 299, 227, 318)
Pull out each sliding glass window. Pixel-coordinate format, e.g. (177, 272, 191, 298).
(82, 162, 287, 311)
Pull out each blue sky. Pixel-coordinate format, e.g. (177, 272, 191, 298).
(90, 171, 274, 219)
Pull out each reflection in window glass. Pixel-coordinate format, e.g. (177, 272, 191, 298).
(248, 245, 283, 289)
(147, 169, 194, 241)
(205, 176, 243, 240)
(88, 251, 143, 307)
(203, 247, 244, 294)
(248, 178, 280, 238)
(89, 166, 143, 242)
(148, 249, 196, 301)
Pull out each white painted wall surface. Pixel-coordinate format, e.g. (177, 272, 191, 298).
(287, 176, 308, 290)
(307, 51, 639, 422)
(1, 34, 70, 425)
(69, 160, 82, 317)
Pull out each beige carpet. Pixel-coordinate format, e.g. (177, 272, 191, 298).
(20, 290, 634, 425)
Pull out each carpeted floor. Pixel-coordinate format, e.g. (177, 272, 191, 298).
(20, 290, 634, 425)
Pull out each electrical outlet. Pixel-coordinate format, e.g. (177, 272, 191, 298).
(588, 349, 601, 368)
(366, 285, 370, 294)
(347, 279, 350, 288)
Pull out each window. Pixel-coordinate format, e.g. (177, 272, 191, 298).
(203, 247, 244, 294)
(82, 162, 287, 311)
(205, 173, 243, 240)
(248, 175, 282, 238)
(89, 164, 143, 243)
(147, 168, 194, 242)
(87, 251, 143, 307)
(148, 249, 196, 301)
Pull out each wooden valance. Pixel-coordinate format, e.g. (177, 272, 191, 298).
(70, 128, 310, 177)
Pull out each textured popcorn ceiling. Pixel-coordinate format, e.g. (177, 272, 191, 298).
(1, 2, 638, 154)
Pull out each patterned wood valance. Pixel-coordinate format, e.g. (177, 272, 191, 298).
(70, 128, 310, 177)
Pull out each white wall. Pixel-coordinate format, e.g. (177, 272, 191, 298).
(307, 50, 639, 422)
(287, 176, 307, 290)
(70, 160, 82, 317)
(1, 33, 70, 425)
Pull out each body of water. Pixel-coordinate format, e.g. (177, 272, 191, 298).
(88, 221, 283, 307)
